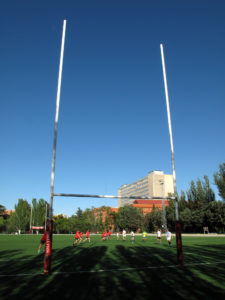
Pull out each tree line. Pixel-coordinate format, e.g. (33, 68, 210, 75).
(0, 162, 225, 234)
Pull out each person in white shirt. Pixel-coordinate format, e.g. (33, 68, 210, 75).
(166, 229, 172, 246)
(116, 232, 120, 240)
(122, 229, 126, 241)
(157, 229, 162, 243)
(131, 231, 135, 243)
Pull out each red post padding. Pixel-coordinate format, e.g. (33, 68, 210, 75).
(175, 220, 184, 266)
(44, 219, 53, 274)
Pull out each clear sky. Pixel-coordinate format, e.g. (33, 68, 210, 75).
(1, 0, 225, 217)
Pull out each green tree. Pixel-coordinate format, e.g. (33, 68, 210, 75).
(76, 207, 84, 219)
(31, 198, 37, 228)
(205, 201, 225, 232)
(0, 205, 6, 215)
(9, 199, 30, 233)
(214, 162, 225, 201)
(117, 206, 143, 232)
(95, 217, 104, 232)
(31, 198, 48, 233)
(178, 190, 188, 212)
(191, 209, 204, 233)
(202, 176, 215, 203)
(53, 214, 69, 233)
(185, 177, 215, 232)
(70, 215, 80, 233)
(166, 199, 176, 230)
(53, 215, 71, 233)
(90, 206, 114, 232)
(83, 208, 96, 232)
(0, 205, 9, 221)
(36, 199, 48, 226)
(186, 180, 198, 215)
(179, 207, 192, 232)
(0, 217, 6, 233)
(101, 206, 115, 230)
(144, 206, 162, 232)
(186, 180, 201, 209)
(69, 207, 90, 232)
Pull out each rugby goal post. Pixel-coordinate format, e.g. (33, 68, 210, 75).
(44, 21, 183, 274)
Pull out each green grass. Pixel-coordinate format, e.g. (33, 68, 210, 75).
(0, 234, 225, 299)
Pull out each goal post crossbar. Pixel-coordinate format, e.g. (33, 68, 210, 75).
(53, 193, 175, 200)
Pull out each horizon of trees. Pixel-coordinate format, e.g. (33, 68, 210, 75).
(0, 162, 225, 234)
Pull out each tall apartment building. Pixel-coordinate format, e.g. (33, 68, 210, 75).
(118, 170, 174, 207)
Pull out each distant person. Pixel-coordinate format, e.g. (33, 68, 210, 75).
(108, 230, 112, 240)
(116, 232, 120, 240)
(73, 230, 80, 246)
(166, 229, 172, 246)
(78, 231, 83, 243)
(38, 230, 47, 253)
(142, 231, 147, 242)
(84, 230, 90, 243)
(101, 231, 107, 242)
(131, 231, 135, 243)
(122, 229, 126, 241)
(157, 229, 162, 243)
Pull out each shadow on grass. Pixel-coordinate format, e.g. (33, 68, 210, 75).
(0, 242, 225, 300)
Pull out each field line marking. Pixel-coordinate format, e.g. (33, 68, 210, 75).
(0, 258, 36, 261)
(1, 260, 225, 277)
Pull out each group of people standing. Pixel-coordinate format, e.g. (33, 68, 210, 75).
(157, 228, 172, 246)
(115, 228, 172, 246)
(116, 229, 134, 242)
(116, 229, 128, 241)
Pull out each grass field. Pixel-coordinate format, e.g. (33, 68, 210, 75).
(0, 234, 225, 299)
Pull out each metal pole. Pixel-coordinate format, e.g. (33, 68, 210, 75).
(45, 203, 48, 231)
(160, 44, 177, 208)
(53, 193, 173, 200)
(49, 19, 67, 220)
(160, 43, 183, 266)
(44, 20, 67, 275)
(29, 204, 32, 234)
(159, 180, 167, 233)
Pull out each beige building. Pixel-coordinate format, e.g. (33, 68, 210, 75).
(118, 170, 174, 207)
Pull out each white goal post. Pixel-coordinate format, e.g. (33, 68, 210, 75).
(43, 21, 183, 275)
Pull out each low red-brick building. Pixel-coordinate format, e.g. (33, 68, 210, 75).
(132, 199, 169, 215)
(93, 207, 118, 223)
(0, 210, 15, 218)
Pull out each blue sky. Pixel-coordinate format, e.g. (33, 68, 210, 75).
(1, 0, 224, 217)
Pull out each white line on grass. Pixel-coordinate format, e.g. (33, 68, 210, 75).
(0, 261, 225, 277)
(0, 258, 38, 261)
